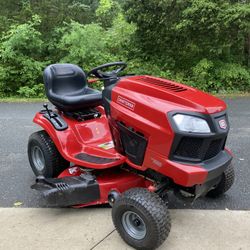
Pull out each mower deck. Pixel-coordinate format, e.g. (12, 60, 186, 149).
(32, 167, 152, 207)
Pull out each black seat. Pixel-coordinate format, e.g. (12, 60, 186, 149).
(43, 64, 102, 112)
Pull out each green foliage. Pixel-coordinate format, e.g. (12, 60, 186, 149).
(57, 14, 136, 69)
(0, 15, 46, 95)
(0, 0, 249, 98)
(17, 83, 45, 98)
(57, 22, 116, 69)
(0, 0, 99, 37)
(106, 13, 137, 58)
(215, 63, 250, 91)
(123, 0, 250, 64)
(128, 59, 173, 79)
(96, 0, 120, 28)
(190, 59, 216, 91)
(122, 0, 250, 92)
(182, 61, 250, 92)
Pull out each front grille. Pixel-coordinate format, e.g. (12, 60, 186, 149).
(175, 137, 203, 159)
(170, 111, 229, 163)
(204, 139, 224, 160)
(173, 137, 224, 162)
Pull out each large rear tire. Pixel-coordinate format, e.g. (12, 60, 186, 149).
(206, 163, 235, 198)
(28, 130, 70, 177)
(112, 188, 171, 250)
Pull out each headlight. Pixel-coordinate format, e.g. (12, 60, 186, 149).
(172, 114, 211, 133)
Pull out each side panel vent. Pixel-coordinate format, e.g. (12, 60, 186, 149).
(137, 76, 187, 93)
(117, 122, 148, 166)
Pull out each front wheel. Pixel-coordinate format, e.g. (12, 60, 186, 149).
(206, 163, 235, 198)
(28, 130, 70, 177)
(112, 188, 171, 250)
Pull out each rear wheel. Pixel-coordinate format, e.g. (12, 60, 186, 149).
(206, 163, 235, 198)
(112, 188, 171, 250)
(28, 130, 69, 177)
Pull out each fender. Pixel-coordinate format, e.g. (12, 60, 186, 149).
(33, 111, 126, 169)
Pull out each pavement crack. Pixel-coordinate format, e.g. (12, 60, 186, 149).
(90, 229, 116, 250)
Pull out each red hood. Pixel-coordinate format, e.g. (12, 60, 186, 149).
(117, 75, 226, 114)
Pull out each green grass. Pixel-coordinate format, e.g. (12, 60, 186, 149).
(0, 97, 48, 102)
(0, 91, 249, 103)
(214, 92, 250, 98)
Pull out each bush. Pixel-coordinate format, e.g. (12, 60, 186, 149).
(57, 22, 117, 70)
(215, 63, 250, 91)
(96, 0, 120, 28)
(0, 15, 47, 95)
(0, 1, 249, 98)
(128, 59, 173, 79)
(57, 15, 136, 71)
(180, 60, 250, 92)
(17, 83, 45, 98)
(190, 59, 218, 91)
(106, 13, 136, 59)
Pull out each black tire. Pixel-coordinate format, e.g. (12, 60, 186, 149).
(206, 163, 235, 198)
(112, 188, 171, 250)
(28, 130, 70, 177)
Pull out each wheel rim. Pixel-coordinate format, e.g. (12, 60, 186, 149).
(121, 211, 146, 240)
(31, 146, 45, 172)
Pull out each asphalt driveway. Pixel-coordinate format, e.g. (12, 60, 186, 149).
(0, 97, 249, 209)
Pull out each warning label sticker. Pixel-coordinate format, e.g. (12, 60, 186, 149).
(98, 141, 114, 150)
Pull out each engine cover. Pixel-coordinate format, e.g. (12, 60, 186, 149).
(103, 75, 228, 173)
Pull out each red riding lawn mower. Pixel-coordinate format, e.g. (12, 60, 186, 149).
(28, 62, 234, 249)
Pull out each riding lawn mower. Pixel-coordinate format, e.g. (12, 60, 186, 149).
(28, 62, 234, 249)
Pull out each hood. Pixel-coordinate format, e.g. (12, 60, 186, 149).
(117, 75, 226, 114)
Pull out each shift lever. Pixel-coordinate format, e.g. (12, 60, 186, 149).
(43, 103, 52, 118)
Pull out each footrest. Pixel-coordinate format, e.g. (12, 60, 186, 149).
(75, 153, 119, 164)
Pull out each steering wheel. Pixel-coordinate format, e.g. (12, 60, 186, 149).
(87, 62, 127, 79)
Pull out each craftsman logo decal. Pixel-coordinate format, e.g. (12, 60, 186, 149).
(117, 96, 135, 111)
(219, 119, 227, 130)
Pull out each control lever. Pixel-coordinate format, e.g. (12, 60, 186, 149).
(41, 103, 68, 131)
(43, 103, 54, 118)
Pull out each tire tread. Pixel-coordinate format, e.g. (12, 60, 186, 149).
(28, 130, 69, 177)
(112, 188, 171, 250)
(207, 163, 234, 198)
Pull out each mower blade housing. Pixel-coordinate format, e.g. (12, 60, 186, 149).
(31, 174, 100, 207)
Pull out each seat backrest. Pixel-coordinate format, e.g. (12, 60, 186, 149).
(43, 63, 87, 96)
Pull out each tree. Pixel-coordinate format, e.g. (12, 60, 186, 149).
(123, 0, 250, 91)
(0, 0, 99, 37)
(57, 22, 115, 69)
(0, 15, 46, 95)
(96, 0, 120, 28)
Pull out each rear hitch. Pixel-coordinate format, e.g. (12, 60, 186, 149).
(31, 173, 100, 207)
